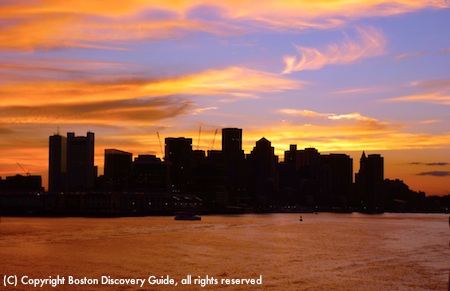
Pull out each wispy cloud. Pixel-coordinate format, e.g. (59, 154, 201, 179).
(0, 66, 302, 106)
(417, 171, 450, 177)
(0, 58, 134, 83)
(394, 51, 427, 60)
(218, 92, 260, 103)
(0, 5, 239, 51)
(409, 78, 450, 92)
(0, 1, 447, 51)
(0, 98, 192, 125)
(386, 93, 450, 105)
(190, 106, 219, 115)
(279, 109, 329, 118)
(418, 119, 442, 124)
(385, 78, 450, 105)
(409, 162, 450, 166)
(278, 109, 387, 128)
(282, 26, 387, 73)
(333, 87, 381, 95)
(0, 64, 303, 145)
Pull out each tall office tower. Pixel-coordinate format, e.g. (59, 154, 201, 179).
(165, 137, 193, 193)
(221, 128, 245, 203)
(320, 154, 353, 208)
(248, 137, 279, 206)
(297, 147, 321, 170)
(282, 145, 298, 186)
(355, 152, 384, 212)
(296, 147, 321, 183)
(48, 134, 67, 192)
(294, 147, 322, 206)
(67, 132, 95, 191)
(284, 144, 297, 169)
(222, 128, 242, 154)
(104, 149, 132, 191)
(130, 155, 166, 192)
(279, 145, 299, 197)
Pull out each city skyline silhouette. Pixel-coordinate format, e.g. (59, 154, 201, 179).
(1, 129, 448, 216)
(1, 1, 449, 198)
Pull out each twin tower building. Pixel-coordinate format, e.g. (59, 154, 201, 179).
(49, 132, 95, 192)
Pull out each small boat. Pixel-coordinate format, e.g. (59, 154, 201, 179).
(174, 212, 201, 221)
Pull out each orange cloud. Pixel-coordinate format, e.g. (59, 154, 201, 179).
(385, 78, 450, 105)
(0, 1, 239, 51)
(278, 108, 387, 129)
(0, 66, 301, 107)
(279, 109, 329, 118)
(218, 0, 448, 26)
(419, 119, 442, 124)
(282, 26, 387, 73)
(387, 93, 450, 105)
(0, 0, 447, 51)
(0, 98, 193, 125)
(190, 107, 219, 115)
(0, 15, 232, 51)
(0, 58, 133, 84)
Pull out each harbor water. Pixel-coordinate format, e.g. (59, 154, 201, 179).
(0, 213, 448, 290)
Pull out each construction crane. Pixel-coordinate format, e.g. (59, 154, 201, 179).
(197, 126, 202, 150)
(17, 162, 30, 176)
(156, 132, 164, 160)
(210, 129, 218, 151)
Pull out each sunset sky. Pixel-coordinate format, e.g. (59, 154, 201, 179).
(1, 0, 449, 195)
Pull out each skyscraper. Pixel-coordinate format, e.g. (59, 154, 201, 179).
(48, 134, 67, 192)
(248, 137, 278, 206)
(320, 153, 353, 208)
(165, 137, 193, 193)
(104, 149, 132, 190)
(221, 128, 245, 203)
(355, 152, 384, 212)
(130, 155, 166, 192)
(222, 128, 242, 155)
(66, 132, 95, 191)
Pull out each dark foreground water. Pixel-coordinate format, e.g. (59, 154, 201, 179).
(0, 213, 448, 290)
